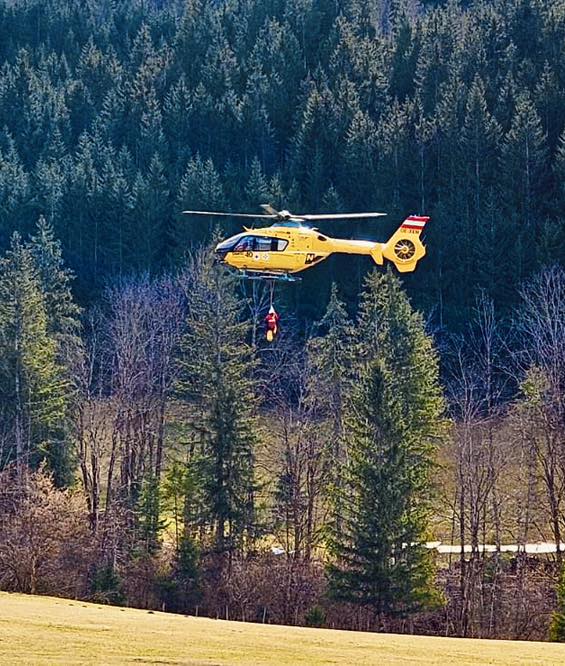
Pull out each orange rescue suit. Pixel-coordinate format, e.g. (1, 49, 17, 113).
(265, 310, 280, 342)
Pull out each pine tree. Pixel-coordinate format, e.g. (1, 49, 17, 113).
(500, 94, 548, 230)
(328, 270, 445, 618)
(131, 155, 171, 270)
(174, 155, 225, 252)
(308, 284, 355, 531)
(177, 250, 258, 555)
(308, 284, 355, 465)
(136, 474, 165, 555)
(28, 216, 81, 343)
(458, 77, 502, 312)
(0, 233, 71, 485)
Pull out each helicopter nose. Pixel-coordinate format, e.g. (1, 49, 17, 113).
(214, 247, 227, 263)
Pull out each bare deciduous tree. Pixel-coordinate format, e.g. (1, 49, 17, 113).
(444, 294, 510, 637)
(75, 275, 184, 537)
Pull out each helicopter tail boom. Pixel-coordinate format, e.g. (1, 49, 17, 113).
(378, 215, 429, 272)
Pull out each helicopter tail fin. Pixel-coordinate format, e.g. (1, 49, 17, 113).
(378, 215, 429, 273)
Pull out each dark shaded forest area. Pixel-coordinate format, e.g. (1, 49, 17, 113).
(0, 0, 563, 325)
(2, 0, 565, 644)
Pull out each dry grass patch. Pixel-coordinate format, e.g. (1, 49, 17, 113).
(1, 592, 565, 665)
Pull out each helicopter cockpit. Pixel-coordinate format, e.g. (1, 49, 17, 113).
(215, 234, 289, 260)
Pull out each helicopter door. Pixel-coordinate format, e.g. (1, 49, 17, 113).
(252, 237, 289, 271)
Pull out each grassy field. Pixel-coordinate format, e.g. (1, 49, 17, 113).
(1, 592, 565, 665)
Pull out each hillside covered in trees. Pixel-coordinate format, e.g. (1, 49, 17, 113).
(2, 0, 565, 645)
(0, 0, 563, 325)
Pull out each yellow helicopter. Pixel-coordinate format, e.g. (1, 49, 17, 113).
(182, 204, 429, 280)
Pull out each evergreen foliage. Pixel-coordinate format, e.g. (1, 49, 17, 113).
(136, 474, 165, 555)
(0, 0, 563, 637)
(177, 251, 258, 555)
(550, 565, 565, 641)
(308, 284, 355, 522)
(328, 270, 445, 618)
(0, 230, 74, 485)
(0, 0, 559, 326)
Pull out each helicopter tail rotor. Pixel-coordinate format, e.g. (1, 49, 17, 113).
(378, 215, 429, 273)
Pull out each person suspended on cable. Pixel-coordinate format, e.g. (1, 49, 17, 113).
(265, 305, 280, 342)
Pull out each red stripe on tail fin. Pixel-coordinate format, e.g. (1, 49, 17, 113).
(401, 215, 430, 231)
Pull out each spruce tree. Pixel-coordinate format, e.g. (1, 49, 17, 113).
(553, 132, 565, 221)
(328, 270, 445, 618)
(245, 157, 270, 208)
(136, 474, 165, 556)
(174, 155, 225, 251)
(177, 250, 258, 556)
(0, 233, 71, 485)
(131, 155, 171, 270)
(28, 216, 81, 343)
(458, 77, 501, 313)
(307, 284, 356, 538)
(308, 284, 355, 466)
(500, 94, 548, 231)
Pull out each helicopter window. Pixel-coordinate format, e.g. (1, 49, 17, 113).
(217, 233, 245, 252)
(252, 237, 288, 252)
(254, 237, 273, 252)
(233, 236, 288, 252)
(233, 236, 254, 252)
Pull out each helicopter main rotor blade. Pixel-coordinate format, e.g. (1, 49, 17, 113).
(298, 212, 387, 221)
(260, 203, 279, 216)
(182, 210, 276, 219)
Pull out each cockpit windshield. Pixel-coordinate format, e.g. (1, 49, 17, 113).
(215, 233, 246, 252)
(215, 234, 289, 254)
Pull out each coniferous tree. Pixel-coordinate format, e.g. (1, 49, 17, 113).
(177, 251, 258, 556)
(308, 284, 355, 468)
(28, 216, 81, 343)
(0, 233, 71, 485)
(131, 155, 171, 269)
(136, 474, 165, 555)
(329, 270, 445, 619)
(458, 77, 501, 311)
(245, 157, 270, 208)
(500, 94, 548, 279)
(0, 133, 32, 245)
(308, 284, 355, 534)
(174, 155, 225, 252)
(552, 132, 565, 249)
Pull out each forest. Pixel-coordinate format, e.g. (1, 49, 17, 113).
(1, 0, 565, 643)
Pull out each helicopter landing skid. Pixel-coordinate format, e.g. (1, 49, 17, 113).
(241, 271, 301, 282)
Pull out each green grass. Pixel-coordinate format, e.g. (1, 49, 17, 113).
(1, 592, 565, 665)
